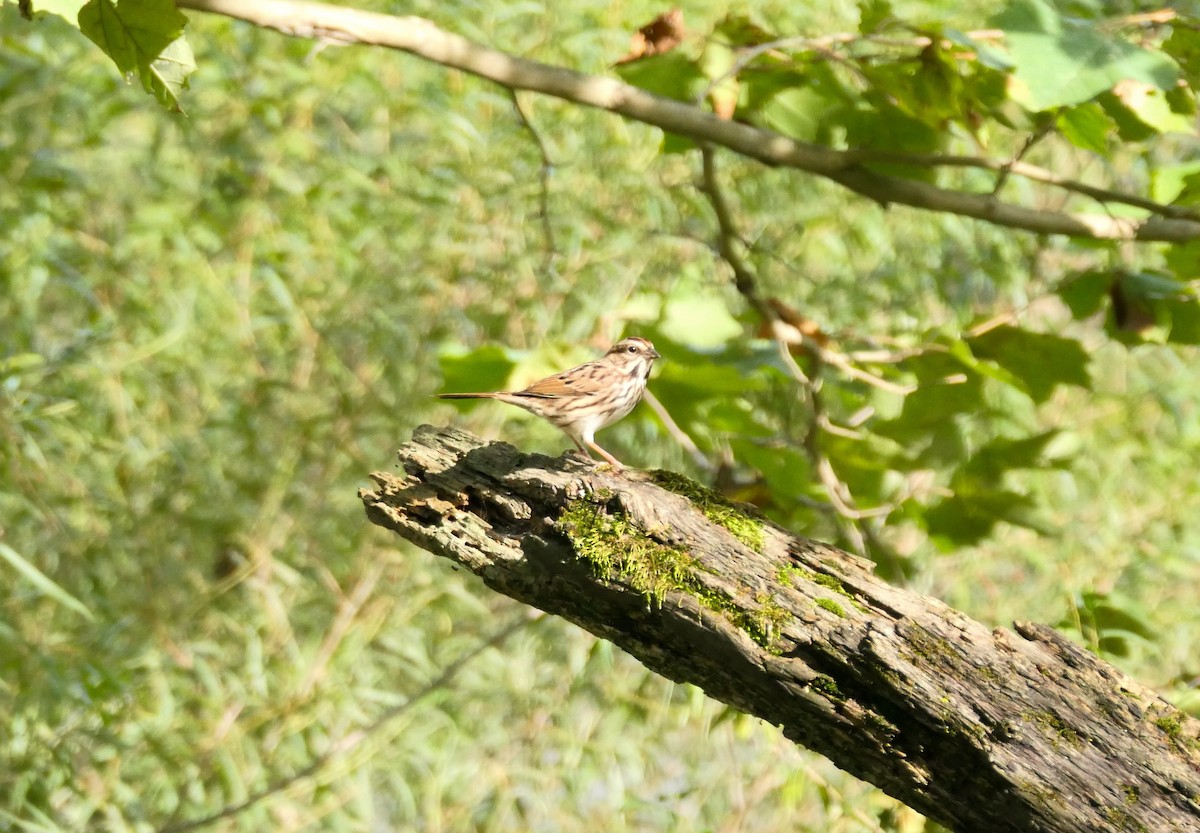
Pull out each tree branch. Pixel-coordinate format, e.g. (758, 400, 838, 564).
(361, 426, 1200, 833)
(176, 0, 1200, 242)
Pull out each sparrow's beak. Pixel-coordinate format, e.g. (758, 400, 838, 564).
(649, 348, 662, 360)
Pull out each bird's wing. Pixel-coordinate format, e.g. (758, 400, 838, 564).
(515, 362, 604, 398)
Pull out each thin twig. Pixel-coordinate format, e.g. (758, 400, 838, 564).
(818, 348, 915, 395)
(842, 148, 1200, 221)
(643, 389, 714, 472)
(992, 123, 1053, 197)
(509, 90, 558, 273)
(696, 146, 878, 555)
(158, 613, 540, 833)
(696, 146, 774, 319)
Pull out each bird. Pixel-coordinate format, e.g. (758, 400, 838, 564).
(438, 337, 661, 468)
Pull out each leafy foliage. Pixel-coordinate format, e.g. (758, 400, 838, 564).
(3, 0, 1200, 831)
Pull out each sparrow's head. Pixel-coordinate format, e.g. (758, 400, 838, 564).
(605, 337, 661, 378)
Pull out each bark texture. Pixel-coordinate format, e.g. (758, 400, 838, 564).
(361, 425, 1200, 833)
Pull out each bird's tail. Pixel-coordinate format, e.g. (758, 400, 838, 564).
(437, 392, 500, 399)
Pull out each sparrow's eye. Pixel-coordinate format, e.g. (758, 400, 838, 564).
(627, 345, 637, 353)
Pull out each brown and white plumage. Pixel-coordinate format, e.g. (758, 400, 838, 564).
(438, 337, 661, 468)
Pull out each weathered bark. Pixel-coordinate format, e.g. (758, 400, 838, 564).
(361, 426, 1200, 833)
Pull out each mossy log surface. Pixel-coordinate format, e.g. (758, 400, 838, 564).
(361, 426, 1200, 833)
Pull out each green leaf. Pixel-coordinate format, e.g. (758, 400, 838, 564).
(1166, 83, 1197, 119)
(1096, 90, 1157, 142)
(1166, 242, 1200, 281)
(1089, 601, 1157, 641)
(944, 28, 1013, 72)
(1176, 171, 1200, 207)
(705, 400, 773, 437)
(78, 0, 192, 108)
(1057, 102, 1115, 155)
(858, 0, 894, 35)
(1062, 591, 1157, 652)
(873, 346, 982, 457)
(1057, 269, 1114, 319)
(0, 352, 46, 375)
(660, 292, 742, 349)
(713, 12, 775, 47)
(821, 432, 889, 500)
(145, 33, 195, 109)
(651, 350, 766, 445)
(614, 51, 707, 102)
(615, 50, 706, 150)
(655, 357, 762, 396)
(1152, 162, 1200, 204)
(1163, 24, 1200, 88)
(923, 488, 1043, 547)
(842, 104, 943, 171)
(967, 325, 1091, 403)
(965, 430, 1068, 480)
(730, 439, 813, 501)
(438, 345, 516, 395)
(1097, 635, 1130, 658)
(700, 39, 738, 120)
(1105, 81, 1195, 136)
(1164, 297, 1200, 345)
(991, 0, 1179, 111)
(745, 64, 850, 142)
(1119, 270, 1192, 301)
(0, 543, 95, 620)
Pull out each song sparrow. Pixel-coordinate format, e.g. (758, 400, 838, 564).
(438, 337, 661, 468)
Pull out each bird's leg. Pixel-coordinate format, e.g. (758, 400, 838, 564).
(587, 440, 625, 469)
(569, 437, 595, 462)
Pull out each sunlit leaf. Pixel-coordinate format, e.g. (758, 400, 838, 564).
(660, 293, 742, 349)
(614, 50, 707, 102)
(146, 33, 195, 109)
(1151, 162, 1200, 205)
(1061, 591, 1157, 658)
(745, 64, 849, 141)
(730, 439, 813, 500)
(1057, 102, 1114, 155)
(655, 358, 762, 396)
(438, 345, 516, 395)
(759, 84, 836, 141)
(701, 39, 738, 120)
(77, 0, 192, 108)
(991, 0, 1179, 111)
(0, 543, 95, 620)
(1108, 79, 1195, 136)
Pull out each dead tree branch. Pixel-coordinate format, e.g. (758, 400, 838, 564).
(361, 426, 1200, 833)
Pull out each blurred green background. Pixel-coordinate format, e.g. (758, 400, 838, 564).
(2, 0, 1198, 830)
